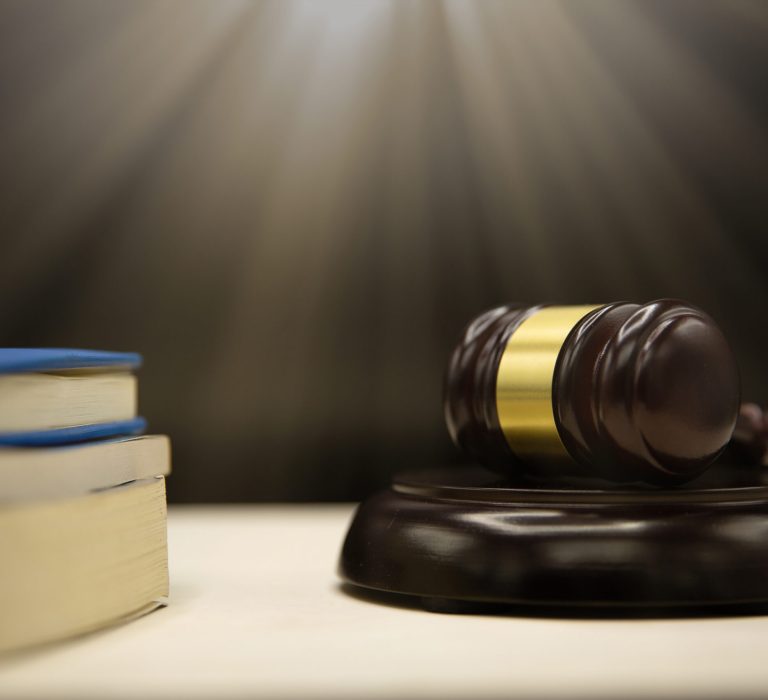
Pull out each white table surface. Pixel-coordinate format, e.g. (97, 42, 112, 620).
(1, 504, 768, 699)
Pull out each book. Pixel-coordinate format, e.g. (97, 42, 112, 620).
(0, 347, 171, 654)
(0, 349, 144, 444)
(0, 477, 168, 654)
(0, 435, 170, 501)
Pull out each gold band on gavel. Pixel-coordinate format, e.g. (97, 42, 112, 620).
(496, 305, 603, 463)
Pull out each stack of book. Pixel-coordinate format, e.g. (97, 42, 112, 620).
(0, 349, 171, 653)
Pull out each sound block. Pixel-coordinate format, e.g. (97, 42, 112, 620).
(339, 465, 768, 612)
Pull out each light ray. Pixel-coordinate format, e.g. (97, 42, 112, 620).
(0, 1, 766, 499)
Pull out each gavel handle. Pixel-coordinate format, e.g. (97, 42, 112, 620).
(725, 403, 768, 465)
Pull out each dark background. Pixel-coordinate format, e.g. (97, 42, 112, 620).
(0, 0, 766, 502)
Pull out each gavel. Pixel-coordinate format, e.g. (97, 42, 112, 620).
(444, 300, 743, 485)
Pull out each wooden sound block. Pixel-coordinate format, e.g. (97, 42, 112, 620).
(339, 465, 768, 613)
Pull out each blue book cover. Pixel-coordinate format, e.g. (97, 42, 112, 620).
(0, 348, 142, 375)
(0, 418, 147, 447)
(0, 348, 145, 446)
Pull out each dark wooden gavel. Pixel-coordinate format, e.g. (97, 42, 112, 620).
(444, 300, 751, 485)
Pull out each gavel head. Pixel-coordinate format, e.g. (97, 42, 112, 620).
(444, 300, 740, 485)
